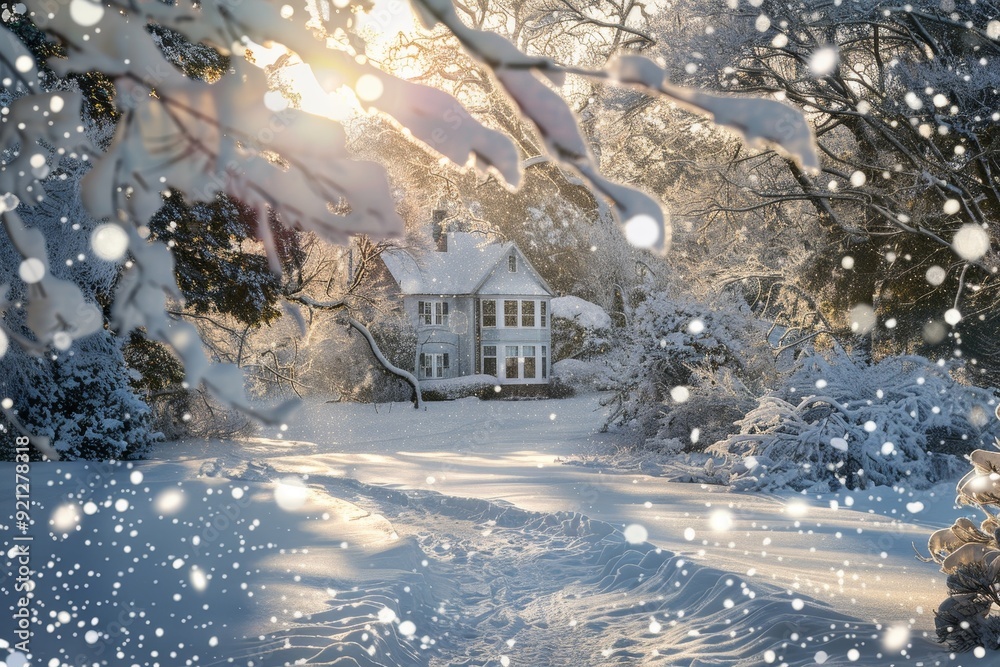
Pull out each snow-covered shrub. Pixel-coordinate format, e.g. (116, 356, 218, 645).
(710, 352, 998, 491)
(421, 375, 498, 401)
(553, 358, 614, 393)
(650, 366, 759, 454)
(606, 292, 775, 449)
(0, 162, 160, 460)
(924, 445, 1000, 652)
(12, 333, 160, 459)
(551, 295, 613, 362)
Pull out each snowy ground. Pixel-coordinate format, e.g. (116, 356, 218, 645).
(0, 393, 985, 666)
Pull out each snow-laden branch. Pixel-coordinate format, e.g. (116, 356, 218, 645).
(347, 316, 424, 410)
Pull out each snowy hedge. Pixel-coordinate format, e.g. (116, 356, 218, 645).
(606, 292, 775, 449)
(550, 295, 613, 362)
(552, 359, 614, 393)
(709, 352, 999, 492)
(421, 375, 499, 401)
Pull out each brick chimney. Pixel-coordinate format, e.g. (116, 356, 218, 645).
(431, 209, 448, 252)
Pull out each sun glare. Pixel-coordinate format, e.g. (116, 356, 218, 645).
(246, 0, 419, 122)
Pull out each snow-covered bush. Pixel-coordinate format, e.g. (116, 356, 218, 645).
(553, 358, 614, 393)
(551, 295, 613, 362)
(924, 444, 1000, 652)
(13, 333, 160, 459)
(710, 352, 998, 491)
(606, 292, 775, 450)
(421, 375, 498, 401)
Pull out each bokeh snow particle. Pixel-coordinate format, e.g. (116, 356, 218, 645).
(670, 386, 691, 403)
(623, 214, 661, 249)
(925, 265, 946, 286)
(18, 257, 45, 284)
(808, 47, 839, 76)
(91, 223, 130, 261)
(623, 524, 649, 544)
(709, 509, 733, 532)
(942, 199, 961, 215)
(154, 488, 185, 514)
(275, 476, 309, 511)
(952, 224, 990, 261)
(882, 624, 910, 652)
(849, 304, 876, 334)
(70, 0, 105, 26)
(355, 74, 384, 102)
(944, 308, 962, 326)
(923, 320, 946, 344)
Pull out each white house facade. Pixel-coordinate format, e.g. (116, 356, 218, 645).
(382, 230, 555, 385)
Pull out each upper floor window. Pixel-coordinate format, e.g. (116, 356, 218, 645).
(504, 300, 518, 327)
(491, 299, 549, 328)
(508, 254, 517, 272)
(418, 300, 449, 326)
(482, 299, 496, 327)
(521, 300, 535, 327)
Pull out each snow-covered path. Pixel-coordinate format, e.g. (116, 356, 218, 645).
(0, 394, 974, 665)
(154, 395, 969, 663)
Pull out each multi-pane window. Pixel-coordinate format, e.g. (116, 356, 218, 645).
(541, 345, 548, 378)
(508, 254, 517, 272)
(418, 301, 449, 326)
(505, 345, 519, 379)
(521, 300, 535, 327)
(483, 345, 497, 377)
(495, 299, 552, 327)
(419, 352, 449, 378)
(482, 300, 496, 327)
(504, 300, 518, 327)
(523, 345, 536, 378)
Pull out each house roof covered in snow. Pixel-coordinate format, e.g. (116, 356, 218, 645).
(382, 232, 553, 297)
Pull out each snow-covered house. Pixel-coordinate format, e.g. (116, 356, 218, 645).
(382, 222, 554, 385)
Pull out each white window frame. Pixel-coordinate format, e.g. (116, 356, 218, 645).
(482, 345, 498, 377)
(482, 299, 496, 328)
(499, 344, 547, 383)
(417, 300, 449, 327)
(420, 352, 450, 379)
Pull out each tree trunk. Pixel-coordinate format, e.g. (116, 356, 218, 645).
(347, 316, 424, 410)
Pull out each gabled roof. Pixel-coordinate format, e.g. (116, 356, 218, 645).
(382, 232, 553, 297)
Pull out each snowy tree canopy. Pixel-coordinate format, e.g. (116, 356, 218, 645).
(0, 0, 818, 436)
